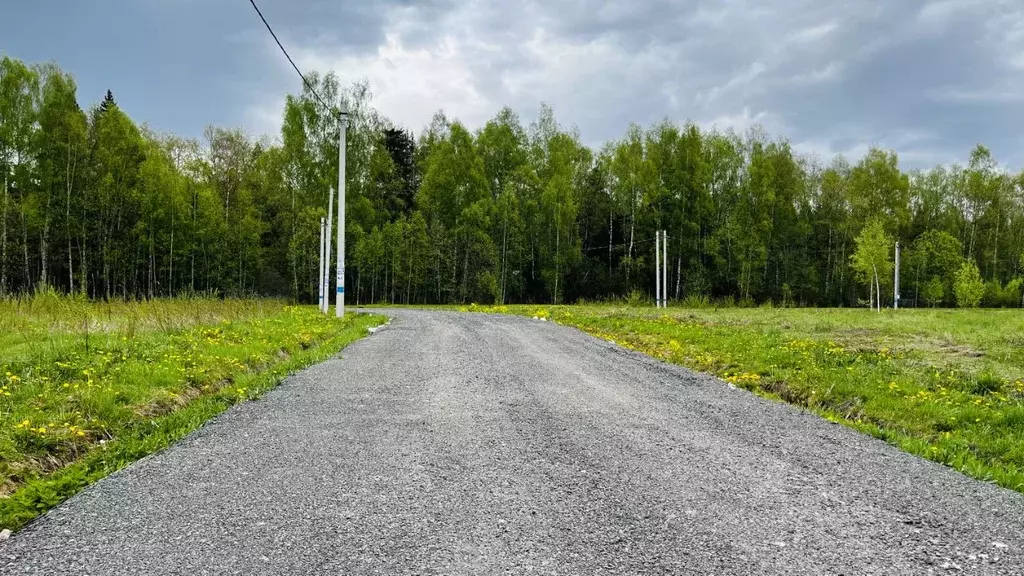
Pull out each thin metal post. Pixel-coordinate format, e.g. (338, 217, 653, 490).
(318, 217, 326, 311)
(894, 241, 900, 310)
(324, 187, 334, 313)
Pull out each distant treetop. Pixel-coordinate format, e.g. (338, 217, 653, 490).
(99, 89, 116, 113)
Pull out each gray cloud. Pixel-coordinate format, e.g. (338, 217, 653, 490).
(267, 0, 1022, 168)
(9, 0, 1016, 169)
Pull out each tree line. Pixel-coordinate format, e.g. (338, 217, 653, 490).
(2, 56, 1022, 307)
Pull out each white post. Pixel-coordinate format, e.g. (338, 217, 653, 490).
(894, 241, 900, 310)
(324, 187, 334, 313)
(336, 110, 348, 318)
(663, 230, 668, 308)
(655, 231, 661, 308)
(318, 217, 326, 312)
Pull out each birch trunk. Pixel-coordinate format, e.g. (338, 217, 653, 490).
(168, 195, 174, 294)
(22, 212, 30, 292)
(675, 253, 682, 300)
(40, 211, 49, 288)
(554, 224, 560, 305)
(500, 213, 508, 305)
(66, 154, 75, 293)
(627, 181, 636, 283)
(1, 173, 8, 295)
(608, 208, 613, 279)
(872, 264, 880, 312)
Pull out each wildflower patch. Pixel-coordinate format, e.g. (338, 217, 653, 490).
(0, 298, 383, 530)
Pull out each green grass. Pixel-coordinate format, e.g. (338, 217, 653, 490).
(0, 293, 383, 530)
(462, 303, 1024, 494)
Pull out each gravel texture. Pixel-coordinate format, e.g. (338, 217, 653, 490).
(3, 309, 1024, 575)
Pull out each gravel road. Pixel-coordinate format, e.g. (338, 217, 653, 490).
(3, 309, 1023, 575)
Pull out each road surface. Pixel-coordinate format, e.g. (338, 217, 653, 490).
(3, 309, 1023, 575)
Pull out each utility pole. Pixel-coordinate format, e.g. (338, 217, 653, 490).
(324, 187, 334, 313)
(336, 108, 348, 318)
(655, 231, 661, 308)
(662, 230, 668, 308)
(318, 217, 326, 312)
(894, 241, 900, 310)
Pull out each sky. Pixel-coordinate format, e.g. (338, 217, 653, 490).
(2, 0, 1023, 169)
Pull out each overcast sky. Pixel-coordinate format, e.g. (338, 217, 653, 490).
(2, 0, 1023, 168)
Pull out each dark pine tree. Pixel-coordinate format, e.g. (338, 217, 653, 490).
(383, 127, 418, 215)
(99, 89, 116, 113)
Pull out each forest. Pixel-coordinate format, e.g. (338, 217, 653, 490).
(1, 56, 1022, 307)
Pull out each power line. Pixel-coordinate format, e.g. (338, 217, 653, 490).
(247, 0, 341, 118)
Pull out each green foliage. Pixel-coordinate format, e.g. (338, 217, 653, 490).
(780, 283, 794, 307)
(982, 277, 1023, 308)
(2, 55, 1024, 308)
(1007, 278, 1023, 308)
(849, 149, 910, 233)
(680, 294, 711, 308)
(0, 296, 383, 529)
(983, 280, 1001, 308)
(954, 262, 985, 308)
(922, 276, 944, 307)
(972, 371, 1005, 395)
(850, 220, 892, 308)
(625, 288, 649, 307)
(906, 230, 963, 307)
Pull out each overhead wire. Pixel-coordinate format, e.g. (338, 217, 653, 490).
(247, 0, 342, 119)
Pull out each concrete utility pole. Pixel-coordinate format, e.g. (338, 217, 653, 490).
(323, 187, 334, 314)
(336, 109, 348, 318)
(894, 241, 900, 310)
(318, 217, 326, 312)
(655, 231, 661, 307)
(662, 230, 668, 308)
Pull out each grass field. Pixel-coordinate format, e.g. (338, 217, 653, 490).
(463, 304, 1024, 494)
(0, 294, 383, 530)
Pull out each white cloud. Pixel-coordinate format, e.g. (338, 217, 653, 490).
(793, 138, 870, 164)
(698, 107, 781, 136)
(794, 127, 945, 168)
(238, 0, 1024, 168)
(244, 95, 286, 142)
(292, 32, 496, 134)
(691, 6, 730, 27)
(789, 22, 837, 43)
(917, 0, 985, 26)
(695, 62, 768, 108)
(929, 85, 1024, 103)
(788, 61, 844, 85)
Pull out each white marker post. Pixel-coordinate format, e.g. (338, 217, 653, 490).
(324, 187, 334, 314)
(317, 217, 326, 311)
(655, 231, 662, 308)
(663, 230, 668, 308)
(894, 241, 900, 310)
(336, 109, 348, 318)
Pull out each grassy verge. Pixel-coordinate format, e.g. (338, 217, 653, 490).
(462, 303, 1024, 494)
(0, 294, 383, 530)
